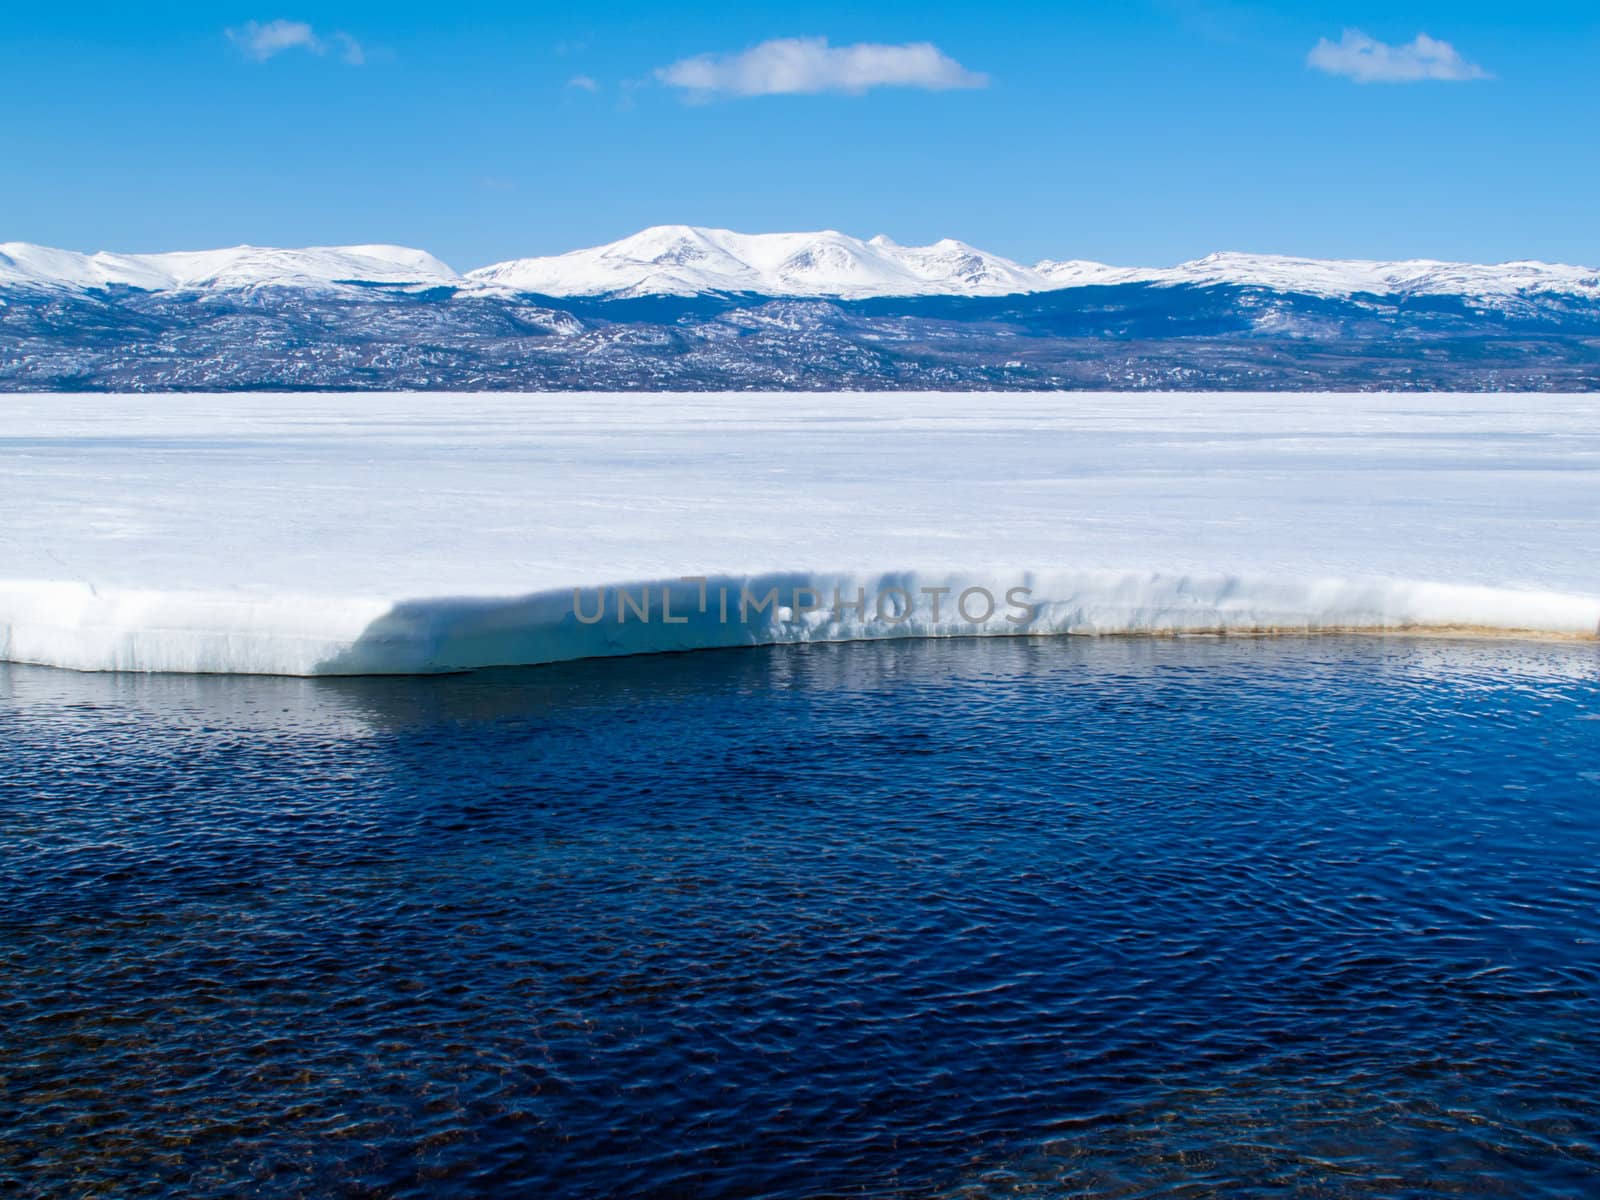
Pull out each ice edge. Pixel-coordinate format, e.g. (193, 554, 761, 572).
(3, 570, 1597, 677)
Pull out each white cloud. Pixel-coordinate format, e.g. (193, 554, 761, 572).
(567, 74, 599, 92)
(227, 19, 365, 65)
(228, 19, 318, 60)
(333, 32, 365, 66)
(1307, 30, 1490, 84)
(655, 37, 988, 98)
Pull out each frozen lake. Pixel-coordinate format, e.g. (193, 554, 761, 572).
(1, 392, 1596, 673)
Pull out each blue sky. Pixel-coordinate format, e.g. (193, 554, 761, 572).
(5, 2, 1598, 269)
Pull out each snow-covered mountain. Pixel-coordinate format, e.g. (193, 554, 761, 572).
(0, 242, 461, 293)
(466, 226, 1042, 298)
(470, 227, 1600, 301)
(1059, 251, 1600, 300)
(4, 227, 1599, 301)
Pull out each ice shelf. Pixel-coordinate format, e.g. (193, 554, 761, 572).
(2, 391, 1596, 675)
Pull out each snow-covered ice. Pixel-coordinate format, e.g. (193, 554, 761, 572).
(1, 391, 1596, 675)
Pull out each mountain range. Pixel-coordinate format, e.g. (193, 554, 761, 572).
(5, 226, 1600, 391)
(6, 225, 1600, 302)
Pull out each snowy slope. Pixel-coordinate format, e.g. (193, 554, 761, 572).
(1, 392, 1595, 675)
(471, 230, 1600, 300)
(473, 227, 1600, 299)
(1048, 251, 1600, 300)
(0, 242, 461, 293)
(466, 225, 1043, 298)
(4, 227, 1598, 300)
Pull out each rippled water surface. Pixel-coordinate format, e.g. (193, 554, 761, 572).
(3, 636, 1599, 1199)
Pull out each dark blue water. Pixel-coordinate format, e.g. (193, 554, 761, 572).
(2, 636, 1599, 1199)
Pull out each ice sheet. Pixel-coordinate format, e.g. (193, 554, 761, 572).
(2, 392, 1596, 674)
